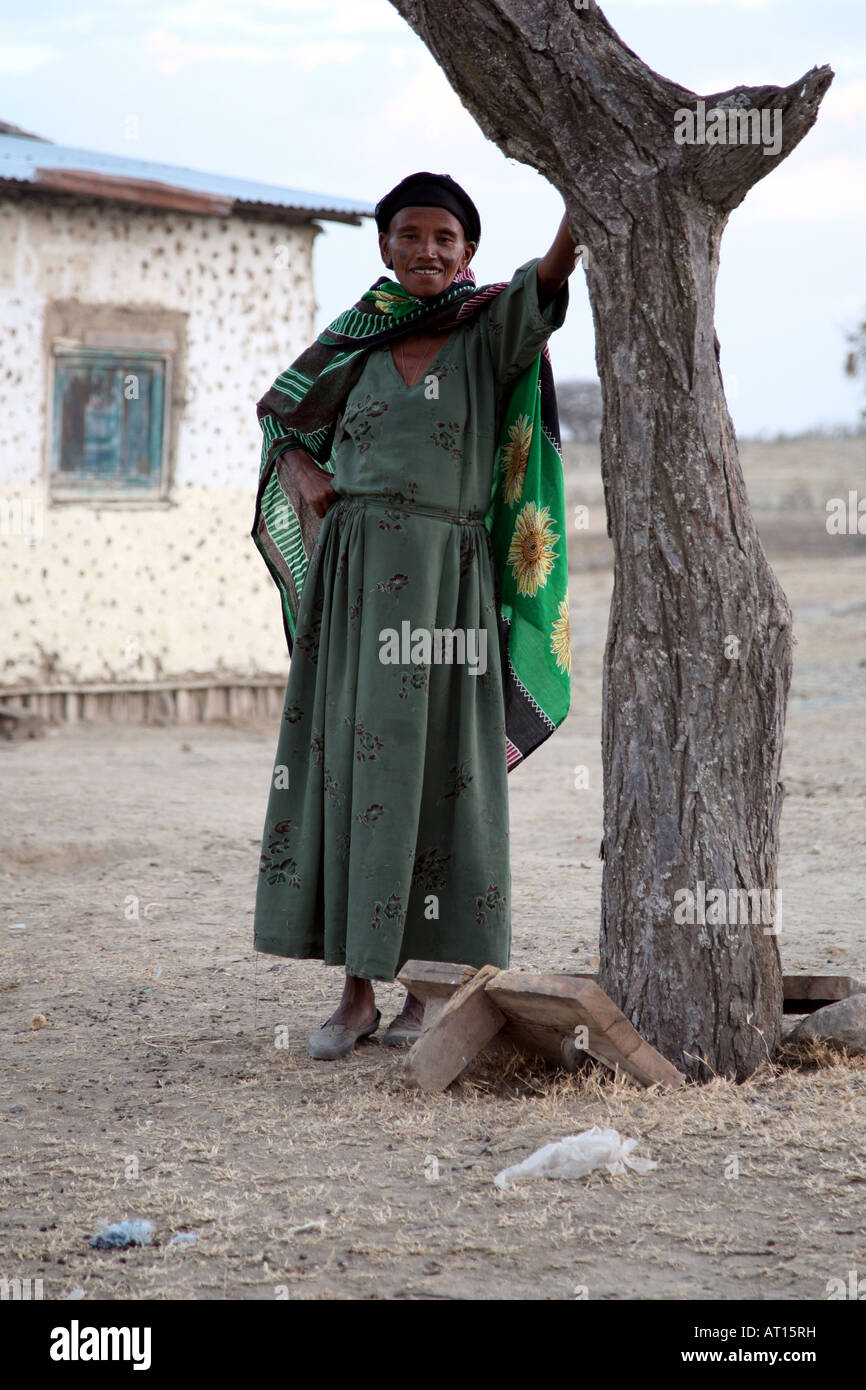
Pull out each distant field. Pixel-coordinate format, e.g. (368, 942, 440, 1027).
(563, 434, 866, 566)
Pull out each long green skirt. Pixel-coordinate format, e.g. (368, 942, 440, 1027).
(253, 493, 511, 981)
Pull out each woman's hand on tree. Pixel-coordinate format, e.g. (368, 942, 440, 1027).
(283, 447, 339, 518)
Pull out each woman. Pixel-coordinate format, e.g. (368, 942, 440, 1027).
(252, 172, 578, 1059)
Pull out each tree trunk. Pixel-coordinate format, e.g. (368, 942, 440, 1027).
(388, 0, 833, 1079)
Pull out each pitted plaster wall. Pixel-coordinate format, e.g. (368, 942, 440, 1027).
(0, 195, 319, 685)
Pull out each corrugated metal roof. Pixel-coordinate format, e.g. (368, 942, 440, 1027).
(0, 132, 374, 224)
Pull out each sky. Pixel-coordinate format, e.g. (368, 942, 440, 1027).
(2, 0, 865, 437)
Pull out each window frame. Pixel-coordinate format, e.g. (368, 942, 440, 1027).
(47, 344, 173, 505)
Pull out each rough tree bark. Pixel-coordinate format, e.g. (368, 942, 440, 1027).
(388, 0, 833, 1079)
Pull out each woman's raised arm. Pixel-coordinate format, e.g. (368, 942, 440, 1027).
(537, 211, 581, 307)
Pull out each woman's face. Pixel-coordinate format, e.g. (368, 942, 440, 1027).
(378, 205, 477, 298)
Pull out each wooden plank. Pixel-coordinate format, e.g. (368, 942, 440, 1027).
(397, 960, 477, 1002)
(397, 960, 477, 1031)
(783, 975, 866, 1014)
(420, 998, 450, 1032)
(486, 971, 684, 1088)
(398, 962, 592, 1065)
(404, 964, 506, 1092)
(398, 961, 682, 1083)
(502, 1017, 587, 1069)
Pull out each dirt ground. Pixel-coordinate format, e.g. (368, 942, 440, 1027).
(1, 438, 865, 1301)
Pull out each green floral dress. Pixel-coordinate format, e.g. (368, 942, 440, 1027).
(254, 257, 568, 981)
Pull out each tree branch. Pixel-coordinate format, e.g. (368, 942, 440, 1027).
(683, 66, 835, 211)
(388, 0, 833, 225)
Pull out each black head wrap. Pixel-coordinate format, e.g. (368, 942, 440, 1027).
(374, 171, 481, 246)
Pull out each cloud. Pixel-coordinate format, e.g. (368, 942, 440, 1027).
(136, 0, 405, 39)
(292, 42, 363, 71)
(142, 21, 365, 76)
(611, 0, 779, 7)
(822, 81, 866, 123)
(144, 26, 281, 75)
(743, 154, 866, 223)
(55, 11, 106, 36)
(322, 0, 407, 33)
(0, 43, 60, 76)
(378, 64, 485, 145)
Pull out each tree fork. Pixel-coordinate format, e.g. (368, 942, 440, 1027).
(388, 0, 833, 1078)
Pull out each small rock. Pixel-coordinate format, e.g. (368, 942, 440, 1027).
(31, 1014, 47, 1030)
(789, 994, 866, 1055)
(89, 1218, 154, 1250)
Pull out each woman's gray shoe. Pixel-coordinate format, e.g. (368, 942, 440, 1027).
(306, 1009, 381, 1060)
(381, 1012, 424, 1046)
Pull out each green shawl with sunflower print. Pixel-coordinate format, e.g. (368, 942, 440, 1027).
(253, 263, 570, 771)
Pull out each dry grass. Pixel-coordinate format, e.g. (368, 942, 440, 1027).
(3, 943, 865, 1302)
(1, 437, 864, 1300)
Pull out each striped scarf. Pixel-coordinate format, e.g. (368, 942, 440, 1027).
(252, 265, 570, 771)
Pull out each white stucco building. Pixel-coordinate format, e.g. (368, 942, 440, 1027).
(0, 121, 371, 723)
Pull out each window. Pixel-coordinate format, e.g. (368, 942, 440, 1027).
(49, 348, 170, 501)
